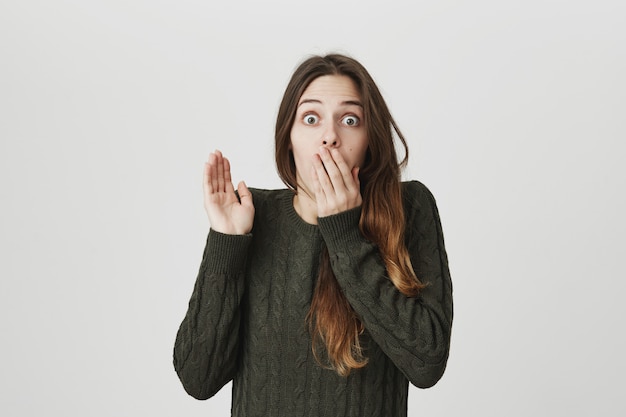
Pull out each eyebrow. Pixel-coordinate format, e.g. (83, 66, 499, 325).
(297, 98, 363, 108)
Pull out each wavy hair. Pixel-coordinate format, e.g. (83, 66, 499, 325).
(275, 54, 425, 376)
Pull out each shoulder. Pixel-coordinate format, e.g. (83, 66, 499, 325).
(246, 187, 297, 239)
(401, 180, 439, 211)
(248, 187, 289, 205)
(248, 187, 292, 220)
(401, 180, 446, 235)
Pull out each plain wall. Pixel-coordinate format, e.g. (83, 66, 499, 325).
(1, 0, 624, 416)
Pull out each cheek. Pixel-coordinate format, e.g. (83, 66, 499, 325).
(289, 140, 314, 175)
(289, 126, 309, 155)
(290, 134, 317, 159)
(348, 141, 369, 166)
(291, 142, 312, 161)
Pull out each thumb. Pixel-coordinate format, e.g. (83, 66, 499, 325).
(237, 181, 254, 207)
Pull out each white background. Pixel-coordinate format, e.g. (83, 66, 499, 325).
(1, 0, 624, 416)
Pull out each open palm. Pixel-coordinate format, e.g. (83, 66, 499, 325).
(203, 150, 254, 235)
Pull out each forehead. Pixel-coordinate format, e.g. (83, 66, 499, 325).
(299, 75, 361, 103)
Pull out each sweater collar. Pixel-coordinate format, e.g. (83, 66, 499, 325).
(280, 189, 321, 238)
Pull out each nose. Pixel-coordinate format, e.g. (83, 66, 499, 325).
(322, 125, 339, 147)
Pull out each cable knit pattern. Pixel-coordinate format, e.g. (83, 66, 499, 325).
(173, 181, 453, 416)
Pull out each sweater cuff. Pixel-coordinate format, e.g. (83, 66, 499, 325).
(318, 206, 364, 250)
(204, 229, 252, 274)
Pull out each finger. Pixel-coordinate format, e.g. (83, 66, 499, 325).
(206, 152, 219, 195)
(222, 156, 236, 194)
(318, 147, 343, 189)
(352, 166, 361, 190)
(237, 181, 254, 209)
(330, 148, 357, 191)
(310, 163, 327, 208)
(312, 152, 334, 195)
(203, 161, 212, 195)
(215, 150, 225, 192)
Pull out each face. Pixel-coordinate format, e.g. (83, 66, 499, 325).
(290, 74, 368, 196)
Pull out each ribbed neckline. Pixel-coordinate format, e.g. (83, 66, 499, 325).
(279, 189, 321, 238)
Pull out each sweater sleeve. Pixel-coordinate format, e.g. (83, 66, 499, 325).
(318, 181, 453, 388)
(173, 229, 252, 399)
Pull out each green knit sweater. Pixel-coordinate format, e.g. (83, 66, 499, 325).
(173, 180, 453, 417)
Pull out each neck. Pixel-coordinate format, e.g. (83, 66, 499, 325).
(293, 192, 319, 225)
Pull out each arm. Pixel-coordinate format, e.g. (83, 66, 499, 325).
(173, 231, 251, 399)
(318, 181, 453, 388)
(173, 150, 255, 399)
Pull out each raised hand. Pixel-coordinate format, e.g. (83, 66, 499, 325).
(311, 147, 362, 218)
(203, 150, 255, 235)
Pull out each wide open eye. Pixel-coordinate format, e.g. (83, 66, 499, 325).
(342, 115, 360, 126)
(303, 114, 319, 125)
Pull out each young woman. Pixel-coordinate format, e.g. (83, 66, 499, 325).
(173, 53, 453, 416)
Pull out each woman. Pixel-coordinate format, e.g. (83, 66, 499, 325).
(173, 53, 453, 416)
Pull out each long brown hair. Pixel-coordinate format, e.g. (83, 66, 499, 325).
(275, 54, 425, 376)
